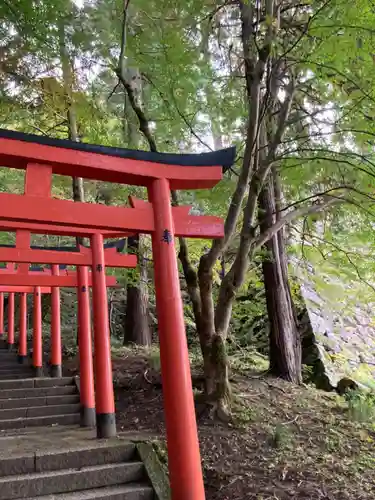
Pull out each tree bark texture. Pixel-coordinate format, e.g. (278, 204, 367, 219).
(114, 0, 331, 413)
(259, 173, 302, 384)
(123, 235, 151, 346)
(59, 20, 85, 348)
(59, 21, 85, 207)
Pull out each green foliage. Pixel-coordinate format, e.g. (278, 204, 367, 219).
(228, 347, 269, 374)
(269, 424, 294, 450)
(1, 0, 375, 376)
(147, 347, 161, 372)
(346, 390, 375, 423)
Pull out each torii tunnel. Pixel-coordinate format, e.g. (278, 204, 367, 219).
(0, 233, 135, 426)
(0, 128, 235, 500)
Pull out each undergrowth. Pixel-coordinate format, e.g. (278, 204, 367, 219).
(345, 390, 375, 424)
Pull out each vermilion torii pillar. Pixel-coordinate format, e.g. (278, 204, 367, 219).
(76, 266, 95, 427)
(33, 286, 42, 376)
(0, 266, 118, 370)
(7, 291, 14, 350)
(50, 264, 61, 377)
(0, 128, 235, 499)
(0, 262, 124, 429)
(0, 285, 51, 360)
(0, 228, 134, 432)
(0, 292, 4, 336)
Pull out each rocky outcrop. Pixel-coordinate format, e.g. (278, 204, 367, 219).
(296, 262, 375, 392)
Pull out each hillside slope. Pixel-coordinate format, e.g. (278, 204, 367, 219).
(65, 349, 375, 500)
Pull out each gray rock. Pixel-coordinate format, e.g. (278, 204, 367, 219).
(294, 260, 375, 391)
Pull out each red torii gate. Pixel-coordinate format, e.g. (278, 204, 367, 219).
(0, 263, 117, 354)
(0, 226, 135, 428)
(0, 242, 132, 428)
(0, 128, 235, 500)
(0, 286, 52, 293)
(0, 262, 123, 429)
(0, 284, 51, 354)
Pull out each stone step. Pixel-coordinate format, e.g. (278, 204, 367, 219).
(0, 363, 31, 369)
(0, 379, 36, 390)
(0, 462, 145, 499)
(0, 377, 74, 391)
(0, 403, 81, 421)
(0, 443, 137, 477)
(0, 365, 20, 370)
(28, 484, 154, 500)
(0, 385, 77, 400)
(0, 368, 34, 375)
(0, 423, 80, 439)
(0, 374, 35, 380)
(0, 412, 80, 431)
(0, 394, 80, 410)
(0, 363, 30, 369)
(0, 355, 19, 362)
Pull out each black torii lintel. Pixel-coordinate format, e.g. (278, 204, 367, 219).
(0, 128, 236, 172)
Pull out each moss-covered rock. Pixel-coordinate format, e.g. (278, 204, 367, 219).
(295, 262, 375, 392)
(136, 441, 171, 500)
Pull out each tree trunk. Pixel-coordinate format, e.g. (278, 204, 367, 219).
(123, 235, 151, 346)
(197, 258, 231, 415)
(59, 21, 85, 207)
(259, 174, 302, 384)
(59, 21, 85, 347)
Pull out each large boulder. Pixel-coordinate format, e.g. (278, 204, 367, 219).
(295, 261, 375, 392)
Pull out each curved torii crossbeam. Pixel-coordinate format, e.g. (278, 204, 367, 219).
(0, 230, 136, 268)
(0, 128, 235, 500)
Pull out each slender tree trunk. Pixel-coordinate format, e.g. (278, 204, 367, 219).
(259, 173, 302, 384)
(120, 68, 150, 345)
(59, 21, 84, 347)
(197, 257, 232, 415)
(59, 22, 85, 206)
(123, 236, 151, 346)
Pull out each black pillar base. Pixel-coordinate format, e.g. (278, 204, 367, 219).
(96, 413, 116, 439)
(50, 364, 62, 378)
(18, 354, 28, 364)
(7, 343, 14, 351)
(81, 406, 96, 427)
(34, 366, 43, 377)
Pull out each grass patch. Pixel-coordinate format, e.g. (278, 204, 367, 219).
(346, 390, 375, 423)
(268, 423, 295, 450)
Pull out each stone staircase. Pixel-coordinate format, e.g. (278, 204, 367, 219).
(0, 344, 80, 431)
(0, 341, 157, 499)
(0, 342, 34, 380)
(0, 440, 154, 499)
(0, 377, 81, 431)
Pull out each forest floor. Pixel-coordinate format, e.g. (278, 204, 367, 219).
(64, 346, 375, 500)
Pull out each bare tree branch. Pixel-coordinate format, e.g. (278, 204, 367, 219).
(200, 0, 275, 273)
(297, 228, 375, 294)
(114, 0, 158, 152)
(114, 3, 202, 331)
(253, 194, 343, 252)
